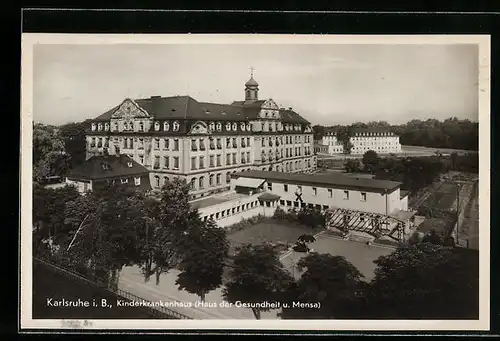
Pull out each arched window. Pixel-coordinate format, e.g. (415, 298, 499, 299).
(91, 123, 96, 131)
(240, 123, 246, 131)
(97, 123, 103, 131)
(163, 176, 168, 185)
(246, 123, 251, 131)
(154, 122, 160, 131)
(172, 121, 179, 131)
(123, 122, 128, 130)
(164, 121, 170, 131)
(209, 122, 215, 131)
(209, 174, 214, 187)
(226, 122, 231, 131)
(154, 176, 160, 188)
(190, 178, 196, 190)
(226, 172, 231, 183)
(104, 123, 109, 131)
(199, 176, 204, 189)
(216, 122, 222, 131)
(232, 123, 237, 131)
(139, 122, 144, 131)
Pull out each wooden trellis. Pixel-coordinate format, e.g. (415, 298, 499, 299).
(325, 207, 406, 241)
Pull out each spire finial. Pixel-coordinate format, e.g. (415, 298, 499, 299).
(250, 66, 254, 78)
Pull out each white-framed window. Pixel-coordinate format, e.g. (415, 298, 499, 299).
(98, 123, 103, 131)
(134, 177, 141, 186)
(232, 123, 237, 131)
(127, 162, 133, 168)
(226, 122, 231, 131)
(240, 122, 246, 131)
(216, 122, 222, 131)
(343, 190, 349, 200)
(209, 122, 215, 131)
(173, 121, 179, 131)
(154, 176, 160, 188)
(328, 189, 333, 198)
(91, 123, 96, 131)
(139, 122, 144, 131)
(312, 187, 317, 196)
(360, 192, 367, 202)
(164, 121, 170, 131)
(154, 122, 160, 131)
(104, 123, 109, 131)
(121, 178, 128, 184)
(267, 182, 272, 191)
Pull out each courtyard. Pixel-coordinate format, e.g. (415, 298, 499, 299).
(226, 218, 396, 282)
(280, 232, 395, 281)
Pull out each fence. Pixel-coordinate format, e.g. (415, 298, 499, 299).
(33, 257, 192, 320)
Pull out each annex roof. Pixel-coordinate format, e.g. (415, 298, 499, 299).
(66, 154, 149, 180)
(232, 170, 402, 193)
(234, 177, 266, 189)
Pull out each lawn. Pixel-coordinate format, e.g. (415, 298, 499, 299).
(280, 233, 395, 282)
(227, 218, 324, 253)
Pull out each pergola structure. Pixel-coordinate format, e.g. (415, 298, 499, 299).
(324, 207, 409, 242)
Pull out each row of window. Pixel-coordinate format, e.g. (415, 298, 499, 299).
(189, 151, 252, 170)
(152, 169, 252, 190)
(201, 200, 261, 222)
(92, 119, 311, 134)
(280, 184, 367, 201)
(277, 201, 370, 223)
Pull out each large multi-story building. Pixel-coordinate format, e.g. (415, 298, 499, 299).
(322, 128, 402, 155)
(84, 74, 317, 199)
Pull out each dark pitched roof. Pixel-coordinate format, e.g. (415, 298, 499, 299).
(66, 154, 149, 180)
(232, 170, 401, 193)
(400, 190, 410, 199)
(94, 96, 310, 124)
(258, 192, 281, 201)
(350, 127, 396, 136)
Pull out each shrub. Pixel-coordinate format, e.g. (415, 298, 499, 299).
(292, 242, 309, 253)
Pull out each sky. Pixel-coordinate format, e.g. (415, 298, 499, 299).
(33, 43, 479, 126)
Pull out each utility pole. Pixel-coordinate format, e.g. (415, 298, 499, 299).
(456, 183, 460, 246)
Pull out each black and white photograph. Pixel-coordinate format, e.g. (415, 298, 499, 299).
(20, 34, 490, 331)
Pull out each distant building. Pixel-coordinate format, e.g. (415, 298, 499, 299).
(65, 154, 151, 193)
(84, 72, 317, 199)
(322, 127, 402, 155)
(313, 140, 328, 154)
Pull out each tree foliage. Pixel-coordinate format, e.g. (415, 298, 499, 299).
(362, 150, 380, 172)
(223, 244, 294, 319)
(176, 219, 230, 301)
(280, 253, 365, 319)
(313, 118, 478, 151)
(365, 243, 479, 319)
(136, 177, 198, 285)
(344, 160, 362, 173)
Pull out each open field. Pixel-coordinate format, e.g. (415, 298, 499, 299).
(280, 232, 394, 282)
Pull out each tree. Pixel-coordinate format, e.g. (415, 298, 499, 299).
(336, 126, 353, 155)
(176, 219, 230, 301)
(365, 243, 479, 319)
(280, 253, 365, 319)
(136, 177, 196, 285)
(344, 160, 361, 173)
(450, 152, 458, 170)
(422, 229, 442, 245)
(362, 150, 380, 172)
(223, 244, 294, 319)
(59, 120, 89, 166)
(33, 124, 71, 180)
(62, 184, 145, 288)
